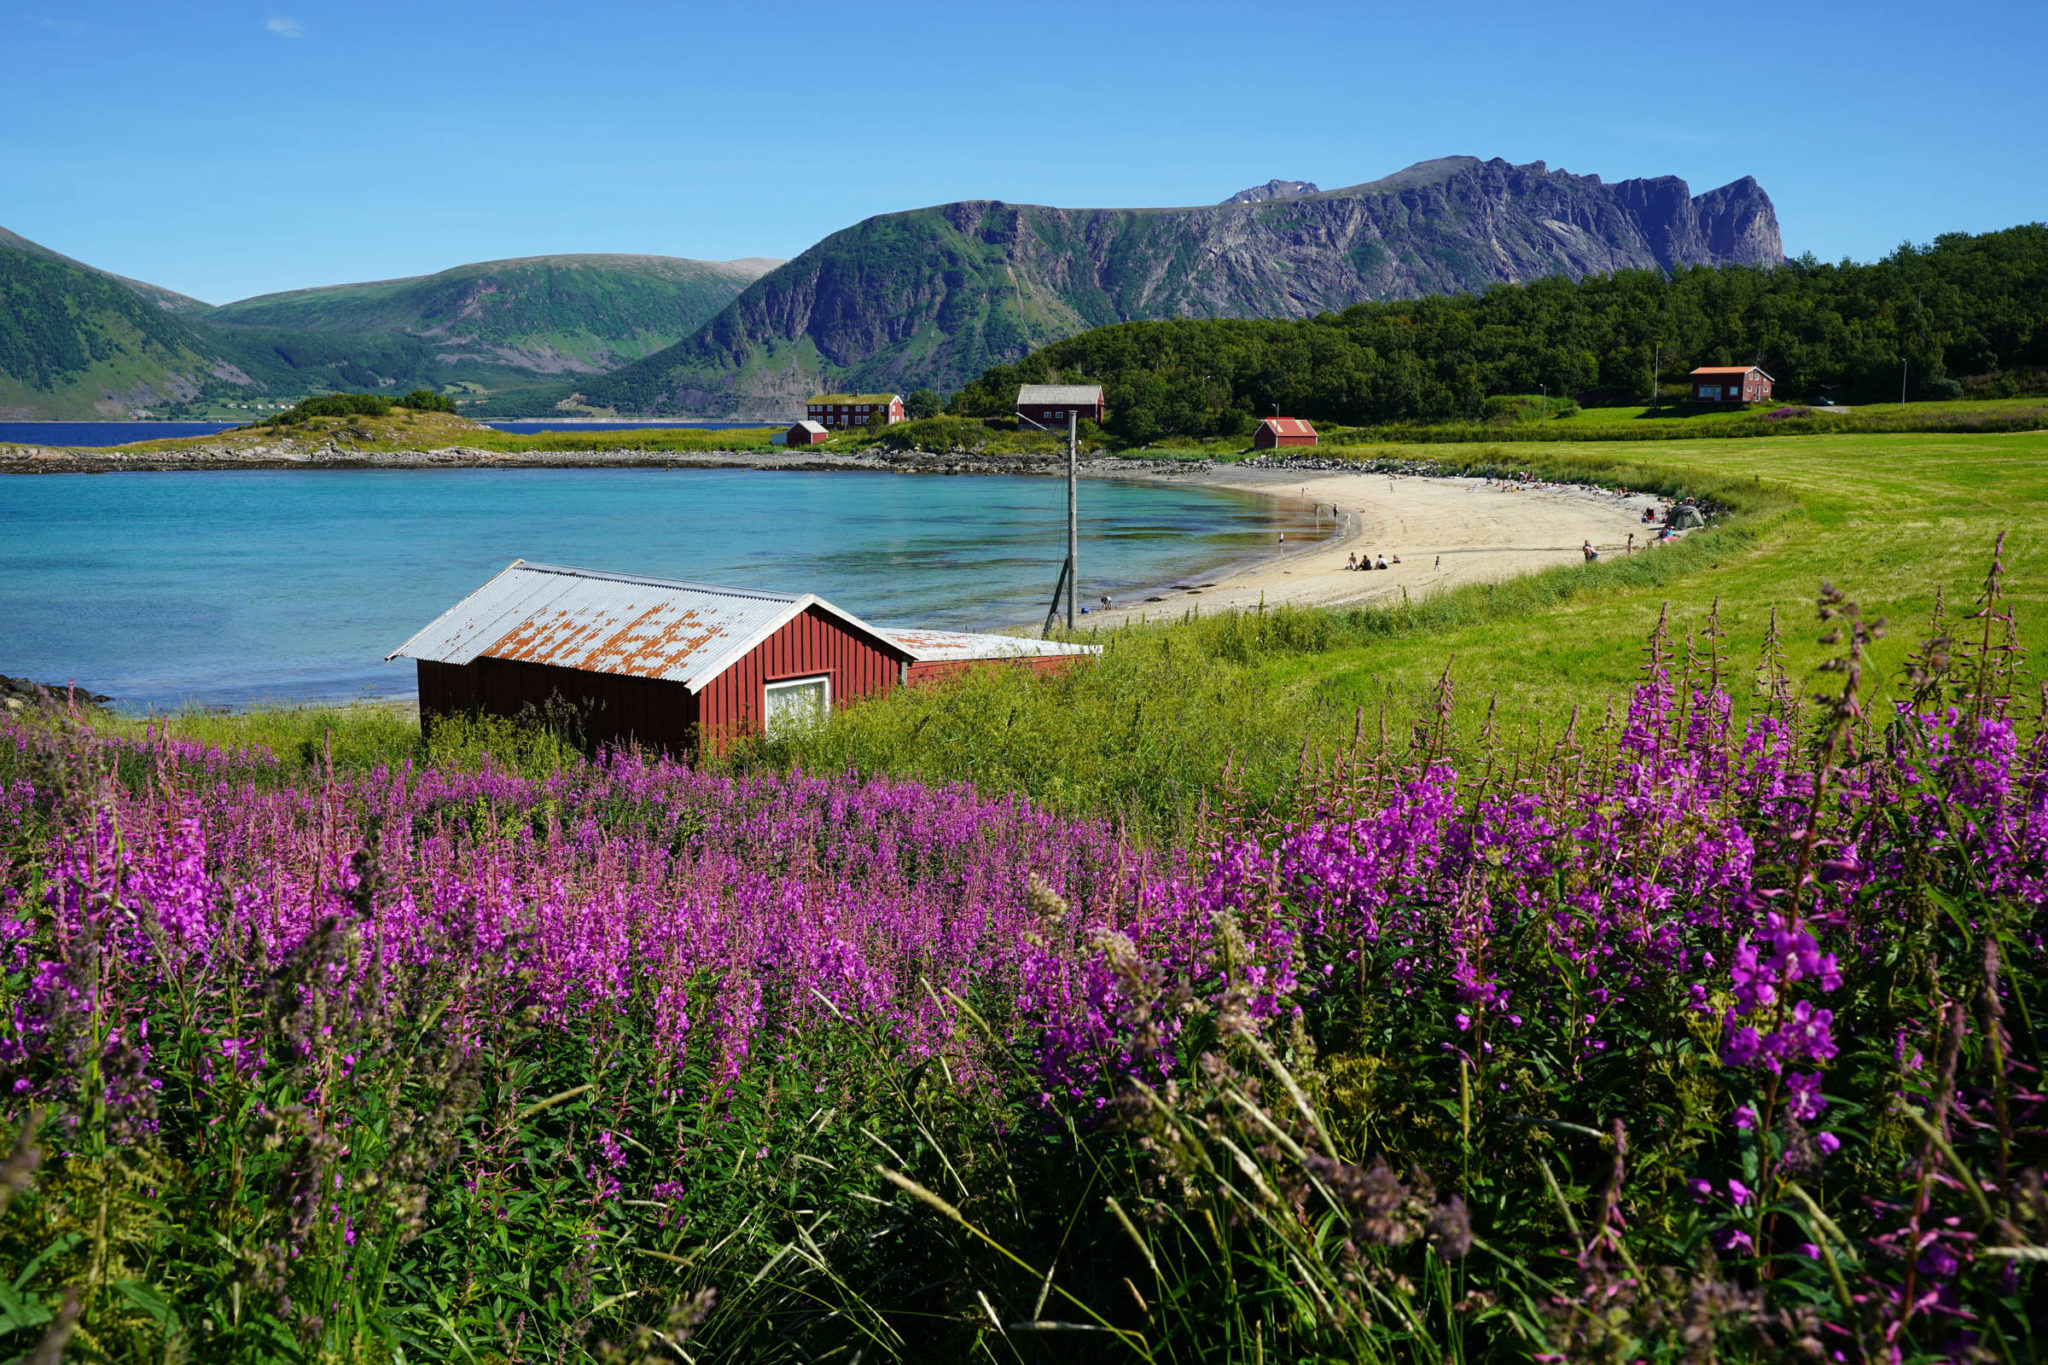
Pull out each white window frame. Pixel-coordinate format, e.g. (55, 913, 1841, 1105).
(763, 674, 831, 736)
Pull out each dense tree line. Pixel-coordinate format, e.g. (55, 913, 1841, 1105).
(949, 225, 2048, 441)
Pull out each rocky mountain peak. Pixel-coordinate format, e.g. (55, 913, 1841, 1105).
(1223, 179, 1320, 205)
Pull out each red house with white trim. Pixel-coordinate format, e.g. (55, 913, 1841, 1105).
(1688, 366, 1773, 404)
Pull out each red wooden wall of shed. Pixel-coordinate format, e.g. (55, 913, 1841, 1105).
(695, 604, 903, 749)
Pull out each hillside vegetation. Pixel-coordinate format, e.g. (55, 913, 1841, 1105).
(949, 224, 2048, 442)
(0, 226, 776, 418)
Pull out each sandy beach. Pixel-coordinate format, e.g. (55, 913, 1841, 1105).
(1089, 464, 1665, 626)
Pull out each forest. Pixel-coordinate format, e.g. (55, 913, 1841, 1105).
(948, 224, 2048, 442)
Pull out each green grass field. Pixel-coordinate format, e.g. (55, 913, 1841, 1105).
(1258, 428, 2048, 723)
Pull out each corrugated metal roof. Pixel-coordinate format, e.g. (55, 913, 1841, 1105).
(790, 420, 828, 434)
(386, 561, 909, 692)
(1688, 365, 1773, 378)
(1016, 384, 1104, 405)
(880, 628, 1101, 662)
(1260, 417, 1318, 437)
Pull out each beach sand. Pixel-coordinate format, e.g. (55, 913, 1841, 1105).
(1088, 466, 1666, 626)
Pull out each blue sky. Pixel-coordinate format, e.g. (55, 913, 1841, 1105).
(4, 0, 2042, 303)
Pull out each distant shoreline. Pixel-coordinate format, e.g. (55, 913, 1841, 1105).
(0, 443, 1192, 478)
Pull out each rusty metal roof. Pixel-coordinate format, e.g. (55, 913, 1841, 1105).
(1016, 384, 1104, 406)
(386, 561, 909, 692)
(1260, 417, 1318, 437)
(880, 628, 1100, 662)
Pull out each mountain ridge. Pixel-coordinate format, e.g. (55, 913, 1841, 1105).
(570, 156, 1784, 417)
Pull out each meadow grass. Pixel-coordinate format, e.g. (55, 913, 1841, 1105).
(750, 429, 2048, 836)
(88, 428, 2048, 836)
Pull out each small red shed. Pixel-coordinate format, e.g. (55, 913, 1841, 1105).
(1688, 366, 1773, 404)
(1253, 417, 1318, 449)
(881, 628, 1099, 687)
(387, 561, 917, 755)
(786, 419, 830, 446)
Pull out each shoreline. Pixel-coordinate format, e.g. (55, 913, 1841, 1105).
(1087, 462, 1667, 628)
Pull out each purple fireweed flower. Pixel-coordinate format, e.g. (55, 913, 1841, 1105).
(1786, 1072, 1827, 1121)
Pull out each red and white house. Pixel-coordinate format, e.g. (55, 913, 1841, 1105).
(1688, 366, 1774, 404)
(388, 561, 1098, 755)
(805, 393, 904, 429)
(1253, 417, 1318, 449)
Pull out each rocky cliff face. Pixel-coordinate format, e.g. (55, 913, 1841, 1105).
(580, 157, 1785, 417)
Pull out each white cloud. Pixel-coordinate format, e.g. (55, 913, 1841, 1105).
(266, 16, 303, 37)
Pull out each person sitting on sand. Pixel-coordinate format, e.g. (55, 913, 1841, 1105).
(1346, 552, 1358, 571)
(1390, 554, 1400, 564)
(1582, 540, 1599, 562)
(1376, 554, 1388, 570)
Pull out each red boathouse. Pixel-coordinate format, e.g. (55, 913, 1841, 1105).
(388, 561, 1100, 755)
(1253, 417, 1318, 449)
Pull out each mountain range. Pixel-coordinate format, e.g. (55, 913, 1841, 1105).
(0, 156, 1782, 420)
(0, 237, 773, 419)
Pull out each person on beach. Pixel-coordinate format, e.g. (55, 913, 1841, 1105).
(1376, 554, 1388, 570)
(1582, 540, 1598, 562)
(1391, 554, 1401, 565)
(1626, 533, 1635, 555)
(1100, 595, 1114, 612)
(1434, 555, 1441, 568)
(1346, 552, 1358, 571)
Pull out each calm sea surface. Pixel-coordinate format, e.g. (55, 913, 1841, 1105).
(0, 419, 772, 446)
(0, 469, 1302, 709)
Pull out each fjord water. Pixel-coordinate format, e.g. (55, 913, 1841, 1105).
(0, 469, 1298, 709)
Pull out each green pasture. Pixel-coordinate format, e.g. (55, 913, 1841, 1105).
(1260, 428, 2048, 723)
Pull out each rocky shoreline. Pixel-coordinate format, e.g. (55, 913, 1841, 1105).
(0, 440, 1239, 480)
(2, 674, 113, 712)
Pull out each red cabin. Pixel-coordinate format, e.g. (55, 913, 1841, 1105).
(1688, 366, 1773, 404)
(786, 419, 830, 446)
(1253, 417, 1318, 449)
(389, 562, 1105, 756)
(388, 561, 916, 755)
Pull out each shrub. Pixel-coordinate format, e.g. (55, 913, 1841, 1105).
(396, 388, 457, 413)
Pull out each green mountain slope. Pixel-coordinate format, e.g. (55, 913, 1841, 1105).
(0, 227, 254, 418)
(573, 156, 1785, 417)
(0, 233, 780, 418)
(211, 254, 776, 377)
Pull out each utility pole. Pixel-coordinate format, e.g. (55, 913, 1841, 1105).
(1540, 383, 1547, 419)
(1021, 400, 1081, 638)
(1065, 409, 1078, 632)
(1900, 359, 1909, 408)
(1651, 342, 1660, 410)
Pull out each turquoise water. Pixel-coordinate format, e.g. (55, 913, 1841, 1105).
(0, 469, 1300, 709)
